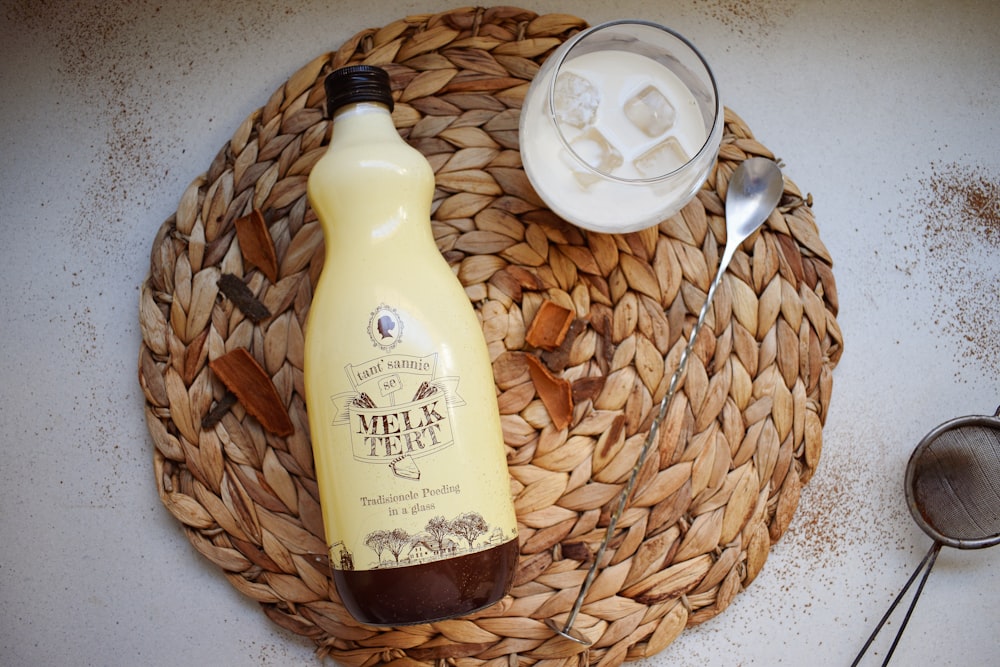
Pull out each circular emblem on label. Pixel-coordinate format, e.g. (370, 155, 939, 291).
(368, 304, 403, 351)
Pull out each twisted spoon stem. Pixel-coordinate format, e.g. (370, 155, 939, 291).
(551, 238, 733, 641)
(548, 158, 783, 644)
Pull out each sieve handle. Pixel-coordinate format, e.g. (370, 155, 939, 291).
(850, 541, 941, 667)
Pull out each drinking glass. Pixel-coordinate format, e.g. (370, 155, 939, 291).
(519, 20, 723, 233)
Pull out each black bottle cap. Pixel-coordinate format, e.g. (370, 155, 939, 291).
(324, 65, 394, 116)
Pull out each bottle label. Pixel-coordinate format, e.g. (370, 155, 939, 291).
(335, 353, 456, 474)
(316, 303, 518, 573)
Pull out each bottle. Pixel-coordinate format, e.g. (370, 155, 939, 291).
(304, 65, 519, 626)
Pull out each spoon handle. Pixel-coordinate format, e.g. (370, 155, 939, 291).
(550, 248, 736, 642)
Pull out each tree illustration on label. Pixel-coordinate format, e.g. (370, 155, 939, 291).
(364, 531, 387, 563)
(450, 511, 488, 549)
(425, 515, 451, 552)
(384, 528, 411, 563)
(364, 527, 412, 564)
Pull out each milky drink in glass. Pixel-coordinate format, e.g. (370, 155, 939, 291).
(520, 21, 723, 233)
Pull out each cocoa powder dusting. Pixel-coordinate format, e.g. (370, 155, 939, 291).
(911, 161, 1000, 377)
(923, 162, 1000, 244)
(4, 1, 304, 505)
(4, 0, 164, 504)
(693, 0, 794, 43)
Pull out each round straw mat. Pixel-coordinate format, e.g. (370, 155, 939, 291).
(138, 7, 843, 666)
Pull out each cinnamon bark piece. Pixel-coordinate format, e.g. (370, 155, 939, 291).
(209, 348, 294, 436)
(525, 299, 574, 351)
(525, 354, 573, 431)
(234, 209, 279, 283)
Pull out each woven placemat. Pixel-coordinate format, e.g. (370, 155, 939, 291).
(138, 6, 843, 665)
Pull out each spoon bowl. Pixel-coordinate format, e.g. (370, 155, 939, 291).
(548, 157, 784, 645)
(725, 157, 786, 245)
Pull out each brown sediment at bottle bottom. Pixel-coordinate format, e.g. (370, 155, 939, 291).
(334, 537, 520, 626)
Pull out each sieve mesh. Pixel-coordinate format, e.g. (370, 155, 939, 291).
(907, 420, 1000, 548)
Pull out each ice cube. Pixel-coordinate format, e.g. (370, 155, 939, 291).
(634, 136, 689, 177)
(553, 71, 600, 128)
(560, 150, 600, 188)
(624, 85, 676, 137)
(561, 127, 624, 188)
(570, 128, 623, 173)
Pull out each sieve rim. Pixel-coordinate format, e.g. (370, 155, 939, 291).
(904, 408, 1000, 550)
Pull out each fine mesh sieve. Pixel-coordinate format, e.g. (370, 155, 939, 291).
(852, 406, 1000, 666)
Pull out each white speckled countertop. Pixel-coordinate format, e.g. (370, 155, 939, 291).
(2, 1, 998, 665)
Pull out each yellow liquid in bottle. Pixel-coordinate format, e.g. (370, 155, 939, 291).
(304, 68, 518, 626)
